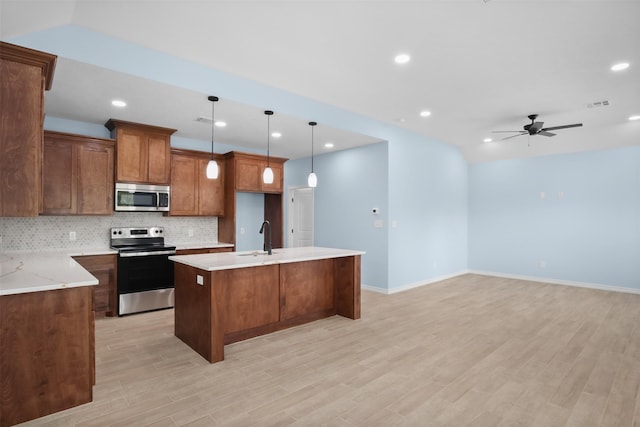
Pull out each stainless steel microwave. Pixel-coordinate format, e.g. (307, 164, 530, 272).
(115, 183, 170, 212)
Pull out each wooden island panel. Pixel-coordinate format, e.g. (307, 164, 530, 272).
(335, 255, 361, 319)
(221, 265, 280, 335)
(174, 263, 216, 362)
(173, 254, 361, 363)
(280, 258, 335, 321)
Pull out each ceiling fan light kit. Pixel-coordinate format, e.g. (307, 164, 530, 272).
(493, 114, 583, 141)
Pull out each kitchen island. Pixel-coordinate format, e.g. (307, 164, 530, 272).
(169, 247, 363, 363)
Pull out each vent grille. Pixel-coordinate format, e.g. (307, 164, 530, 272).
(586, 100, 610, 108)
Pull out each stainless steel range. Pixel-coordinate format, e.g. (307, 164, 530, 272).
(110, 226, 176, 316)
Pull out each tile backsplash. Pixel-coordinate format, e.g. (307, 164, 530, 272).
(0, 213, 218, 252)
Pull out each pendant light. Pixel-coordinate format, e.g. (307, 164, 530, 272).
(307, 121, 317, 188)
(263, 110, 274, 184)
(206, 95, 219, 179)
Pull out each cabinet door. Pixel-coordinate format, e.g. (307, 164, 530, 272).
(116, 128, 148, 183)
(73, 254, 117, 317)
(77, 142, 114, 215)
(198, 157, 224, 216)
(235, 159, 261, 192)
(261, 162, 283, 193)
(42, 138, 77, 214)
(170, 154, 198, 215)
(0, 60, 43, 217)
(147, 134, 171, 184)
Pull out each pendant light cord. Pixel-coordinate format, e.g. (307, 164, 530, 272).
(208, 95, 218, 160)
(265, 110, 273, 167)
(309, 121, 317, 172)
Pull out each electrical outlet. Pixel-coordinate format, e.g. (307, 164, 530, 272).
(188, 228, 194, 237)
(539, 260, 546, 269)
(240, 227, 245, 235)
(69, 231, 77, 241)
(196, 275, 204, 286)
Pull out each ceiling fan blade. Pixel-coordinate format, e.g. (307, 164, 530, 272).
(538, 131, 556, 137)
(541, 123, 583, 132)
(492, 130, 523, 133)
(530, 121, 544, 132)
(501, 132, 527, 140)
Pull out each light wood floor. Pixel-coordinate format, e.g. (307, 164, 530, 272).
(19, 274, 640, 426)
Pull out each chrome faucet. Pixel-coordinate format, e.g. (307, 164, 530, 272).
(259, 220, 272, 255)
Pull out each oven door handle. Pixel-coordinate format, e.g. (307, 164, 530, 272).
(119, 250, 177, 257)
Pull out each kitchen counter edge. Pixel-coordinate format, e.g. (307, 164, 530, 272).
(169, 246, 365, 272)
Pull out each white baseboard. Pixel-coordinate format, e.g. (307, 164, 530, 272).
(361, 270, 469, 295)
(362, 270, 640, 296)
(469, 270, 640, 295)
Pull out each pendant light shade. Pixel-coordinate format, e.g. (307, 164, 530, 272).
(263, 110, 274, 184)
(307, 172, 317, 188)
(307, 121, 318, 188)
(263, 167, 274, 184)
(206, 160, 219, 179)
(206, 95, 219, 179)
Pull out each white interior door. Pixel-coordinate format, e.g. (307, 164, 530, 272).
(288, 187, 314, 247)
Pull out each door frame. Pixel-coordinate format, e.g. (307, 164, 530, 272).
(287, 186, 315, 248)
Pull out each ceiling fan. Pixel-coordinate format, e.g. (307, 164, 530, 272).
(493, 114, 583, 140)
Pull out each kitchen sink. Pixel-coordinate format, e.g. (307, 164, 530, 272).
(236, 250, 279, 257)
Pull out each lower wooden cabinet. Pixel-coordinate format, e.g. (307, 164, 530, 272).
(0, 287, 94, 426)
(42, 131, 115, 215)
(169, 149, 224, 216)
(73, 254, 117, 317)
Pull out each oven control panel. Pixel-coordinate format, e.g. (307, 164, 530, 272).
(111, 227, 165, 239)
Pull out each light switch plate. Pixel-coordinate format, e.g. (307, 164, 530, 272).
(196, 275, 204, 285)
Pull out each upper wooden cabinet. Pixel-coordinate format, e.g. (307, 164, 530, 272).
(0, 42, 56, 217)
(168, 148, 225, 216)
(105, 119, 176, 185)
(42, 131, 115, 215)
(225, 151, 287, 194)
(218, 151, 287, 248)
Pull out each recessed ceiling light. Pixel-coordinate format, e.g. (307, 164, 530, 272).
(215, 121, 226, 127)
(111, 99, 126, 108)
(611, 62, 629, 71)
(271, 132, 282, 138)
(419, 110, 431, 117)
(629, 115, 640, 121)
(324, 142, 334, 149)
(394, 53, 411, 64)
(483, 137, 493, 143)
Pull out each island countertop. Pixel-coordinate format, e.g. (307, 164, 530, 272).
(0, 251, 100, 296)
(169, 246, 365, 272)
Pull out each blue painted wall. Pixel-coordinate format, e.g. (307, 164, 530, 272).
(469, 146, 640, 289)
(286, 142, 390, 290)
(235, 192, 266, 252)
(388, 135, 469, 289)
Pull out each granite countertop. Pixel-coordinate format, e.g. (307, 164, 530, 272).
(169, 246, 365, 272)
(0, 252, 100, 296)
(0, 242, 233, 296)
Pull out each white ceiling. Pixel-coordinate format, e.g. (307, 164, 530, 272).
(1, 0, 639, 163)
